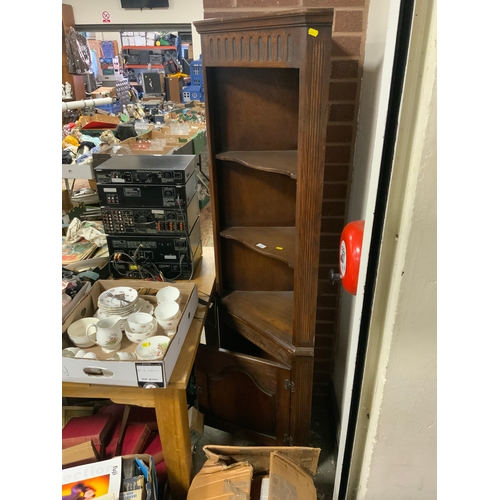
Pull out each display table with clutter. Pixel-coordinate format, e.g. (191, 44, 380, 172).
(62, 247, 215, 500)
(62, 85, 212, 500)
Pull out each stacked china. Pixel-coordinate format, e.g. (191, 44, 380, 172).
(97, 287, 139, 327)
(97, 287, 140, 317)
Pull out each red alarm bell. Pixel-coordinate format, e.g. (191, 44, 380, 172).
(339, 220, 365, 295)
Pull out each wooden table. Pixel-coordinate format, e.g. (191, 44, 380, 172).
(62, 247, 215, 500)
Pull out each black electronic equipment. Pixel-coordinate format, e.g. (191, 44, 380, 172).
(94, 155, 196, 185)
(121, 0, 169, 8)
(101, 193, 200, 235)
(97, 170, 197, 209)
(109, 244, 201, 280)
(106, 218, 202, 280)
(96, 153, 201, 281)
(106, 216, 200, 262)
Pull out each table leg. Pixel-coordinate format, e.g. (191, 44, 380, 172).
(154, 386, 192, 500)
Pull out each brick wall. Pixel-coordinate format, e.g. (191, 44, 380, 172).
(201, 0, 369, 397)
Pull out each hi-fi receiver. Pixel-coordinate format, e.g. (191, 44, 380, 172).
(106, 216, 201, 264)
(97, 170, 197, 209)
(94, 155, 196, 185)
(109, 243, 203, 280)
(106, 218, 202, 280)
(101, 193, 200, 235)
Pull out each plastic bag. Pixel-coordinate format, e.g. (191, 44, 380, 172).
(65, 27, 92, 74)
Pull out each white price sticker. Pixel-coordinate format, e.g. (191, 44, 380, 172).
(136, 363, 164, 384)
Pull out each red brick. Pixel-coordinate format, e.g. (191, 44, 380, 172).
(317, 278, 338, 295)
(321, 217, 345, 233)
(322, 199, 346, 216)
(316, 307, 337, 322)
(236, 0, 299, 6)
(314, 334, 334, 348)
(324, 164, 349, 182)
(329, 103, 355, 121)
(321, 233, 343, 249)
(316, 300, 338, 311)
(316, 293, 339, 309)
(327, 125, 353, 143)
(319, 251, 339, 267)
(334, 10, 363, 32)
(331, 59, 360, 79)
(315, 322, 337, 335)
(314, 349, 333, 362)
(314, 360, 333, 372)
(203, 0, 232, 8)
(326, 145, 351, 163)
(313, 372, 332, 385)
(323, 182, 347, 199)
(332, 35, 362, 57)
(302, 0, 336, 6)
(329, 81, 358, 101)
(331, 0, 365, 6)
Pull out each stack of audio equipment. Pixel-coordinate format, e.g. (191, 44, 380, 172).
(95, 155, 202, 280)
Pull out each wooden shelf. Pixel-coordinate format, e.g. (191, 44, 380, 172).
(220, 226, 295, 268)
(216, 151, 298, 180)
(221, 290, 294, 348)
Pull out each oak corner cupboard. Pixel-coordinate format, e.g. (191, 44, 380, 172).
(193, 9, 333, 446)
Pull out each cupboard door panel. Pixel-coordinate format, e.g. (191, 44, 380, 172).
(195, 344, 291, 445)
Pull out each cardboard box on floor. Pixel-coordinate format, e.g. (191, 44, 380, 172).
(187, 445, 320, 500)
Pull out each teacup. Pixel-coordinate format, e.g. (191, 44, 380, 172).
(74, 350, 97, 359)
(114, 351, 137, 361)
(86, 316, 123, 353)
(154, 301, 180, 331)
(127, 312, 154, 333)
(62, 347, 80, 358)
(156, 286, 181, 304)
(67, 317, 98, 348)
(125, 318, 157, 344)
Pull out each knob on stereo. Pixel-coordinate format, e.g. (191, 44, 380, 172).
(339, 220, 365, 295)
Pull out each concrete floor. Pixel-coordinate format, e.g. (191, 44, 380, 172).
(191, 396, 337, 499)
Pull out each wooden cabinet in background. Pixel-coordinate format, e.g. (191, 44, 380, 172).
(194, 9, 333, 446)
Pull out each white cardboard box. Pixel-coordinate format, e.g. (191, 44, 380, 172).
(62, 280, 198, 388)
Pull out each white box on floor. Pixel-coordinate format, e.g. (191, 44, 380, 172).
(62, 280, 198, 388)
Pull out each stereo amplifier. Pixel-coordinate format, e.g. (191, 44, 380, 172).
(101, 193, 200, 235)
(94, 154, 196, 185)
(106, 216, 201, 264)
(109, 242, 202, 280)
(97, 169, 197, 209)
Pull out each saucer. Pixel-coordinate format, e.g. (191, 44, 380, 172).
(139, 297, 154, 315)
(135, 335, 171, 360)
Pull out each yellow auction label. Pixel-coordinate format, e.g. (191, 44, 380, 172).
(308, 28, 319, 37)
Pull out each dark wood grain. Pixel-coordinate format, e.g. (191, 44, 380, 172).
(216, 151, 298, 179)
(195, 9, 333, 446)
(220, 226, 295, 268)
(195, 344, 291, 445)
